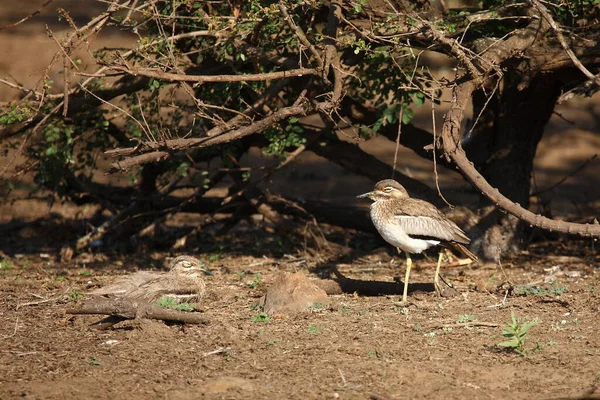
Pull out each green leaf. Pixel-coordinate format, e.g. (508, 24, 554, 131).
(497, 339, 519, 348)
(413, 94, 425, 107)
(402, 107, 414, 124)
(518, 320, 539, 336)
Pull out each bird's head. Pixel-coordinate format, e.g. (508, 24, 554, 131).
(169, 255, 212, 277)
(356, 179, 409, 202)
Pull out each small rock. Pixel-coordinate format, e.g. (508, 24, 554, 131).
(263, 272, 330, 315)
(439, 286, 458, 298)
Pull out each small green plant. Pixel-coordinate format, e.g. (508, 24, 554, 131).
(549, 284, 568, 295)
(0, 257, 14, 271)
(339, 304, 354, 316)
(497, 311, 539, 355)
(80, 269, 92, 277)
(309, 302, 327, 312)
(365, 349, 378, 358)
(513, 284, 546, 296)
(251, 312, 270, 323)
(235, 271, 247, 280)
(88, 356, 101, 366)
(208, 253, 221, 262)
(457, 314, 477, 323)
(249, 303, 263, 312)
(248, 273, 261, 289)
(68, 288, 84, 300)
(412, 324, 421, 332)
(56, 276, 66, 282)
(154, 297, 196, 311)
(307, 323, 321, 335)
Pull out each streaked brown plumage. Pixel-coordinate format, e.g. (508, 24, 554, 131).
(357, 179, 477, 302)
(87, 255, 208, 303)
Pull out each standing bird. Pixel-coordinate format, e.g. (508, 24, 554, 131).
(357, 179, 477, 303)
(87, 255, 209, 303)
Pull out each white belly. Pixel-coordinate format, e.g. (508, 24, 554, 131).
(370, 207, 439, 254)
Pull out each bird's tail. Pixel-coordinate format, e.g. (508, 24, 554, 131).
(449, 242, 478, 262)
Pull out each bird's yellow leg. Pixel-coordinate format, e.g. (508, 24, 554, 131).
(402, 253, 412, 304)
(434, 251, 444, 296)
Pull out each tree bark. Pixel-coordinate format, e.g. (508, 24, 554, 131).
(469, 73, 562, 260)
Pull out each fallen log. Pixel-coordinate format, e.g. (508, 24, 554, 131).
(66, 298, 208, 328)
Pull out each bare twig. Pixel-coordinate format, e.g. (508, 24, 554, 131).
(531, 154, 597, 196)
(529, 0, 600, 84)
(203, 347, 232, 357)
(109, 65, 319, 83)
(16, 288, 72, 310)
(1, 317, 19, 339)
(75, 202, 139, 251)
(431, 90, 452, 207)
(391, 108, 403, 180)
(106, 103, 312, 172)
(0, 0, 54, 31)
(558, 74, 600, 103)
(278, 4, 323, 69)
(487, 289, 509, 308)
(428, 321, 499, 329)
(418, 22, 484, 84)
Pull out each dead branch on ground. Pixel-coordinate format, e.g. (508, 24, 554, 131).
(67, 298, 208, 325)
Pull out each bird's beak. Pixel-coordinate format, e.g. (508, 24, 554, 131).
(202, 268, 214, 276)
(356, 191, 373, 200)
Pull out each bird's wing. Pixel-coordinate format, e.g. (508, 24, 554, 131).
(87, 271, 160, 297)
(395, 215, 470, 244)
(128, 275, 205, 302)
(394, 199, 471, 244)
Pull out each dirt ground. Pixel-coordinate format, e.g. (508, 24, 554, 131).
(1, 2, 600, 399)
(1, 238, 599, 400)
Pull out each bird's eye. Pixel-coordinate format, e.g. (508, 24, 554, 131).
(383, 187, 392, 192)
(182, 261, 191, 267)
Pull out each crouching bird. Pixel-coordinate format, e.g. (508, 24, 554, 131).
(87, 255, 210, 304)
(357, 179, 477, 303)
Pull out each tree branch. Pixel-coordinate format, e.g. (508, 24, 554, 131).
(440, 80, 600, 237)
(109, 65, 319, 83)
(67, 299, 208, 325)
(306, 132, 440, 204)
(529, 0, 600, 85)
(106, 103, 312, 172)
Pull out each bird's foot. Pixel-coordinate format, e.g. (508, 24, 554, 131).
(394, 297, 416, 308)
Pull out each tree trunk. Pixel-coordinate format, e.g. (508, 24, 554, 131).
(468, 73, 562, 261)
